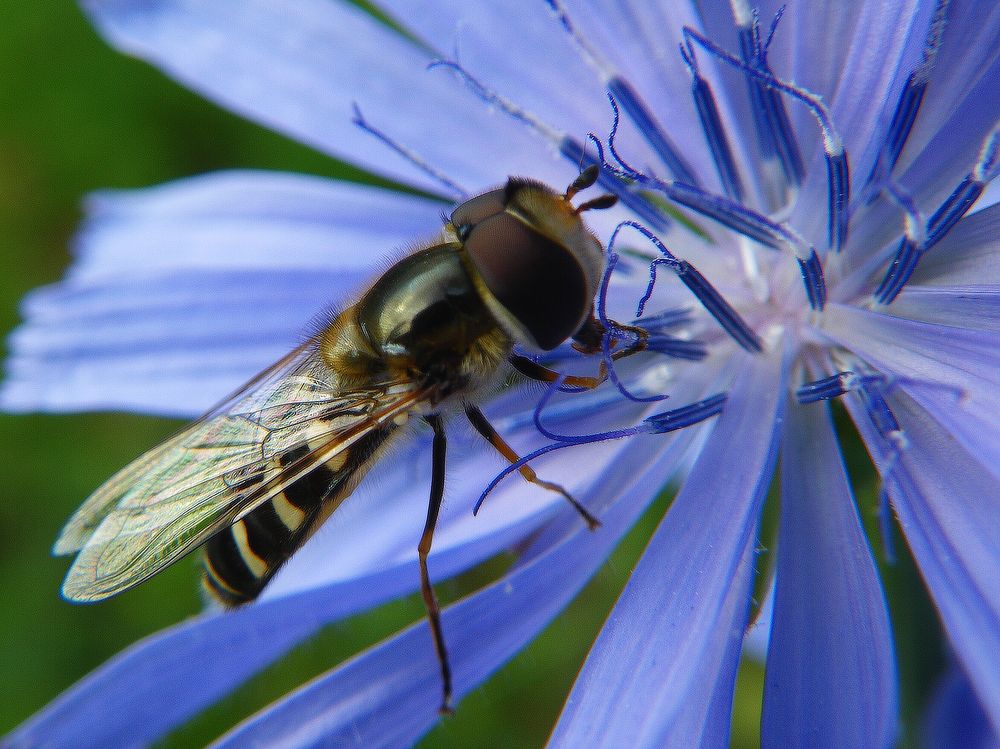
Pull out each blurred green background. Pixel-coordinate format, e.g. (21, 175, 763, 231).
(0, 4, 943, 747)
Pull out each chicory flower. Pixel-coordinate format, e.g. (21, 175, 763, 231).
(3, 1, 999, 747)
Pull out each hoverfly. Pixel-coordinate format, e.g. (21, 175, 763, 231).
(55, 165, 642, 712)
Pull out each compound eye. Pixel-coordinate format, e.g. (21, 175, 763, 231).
(464, 212, 588, 350)
(450, 188, 506, 240)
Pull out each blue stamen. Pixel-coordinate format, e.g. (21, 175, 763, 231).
(630, 307, 693, 332)
(874, 237, 918, 303)
(666, 182, 782, 248)
(826, 149, 850, 250)
(925, 176, 986, 249)
(351, 103, 467, 199)
(685, 63, 745, 201)
(735, 8, 805, 187)
(428, 58, 673, 230)
(643, 392, 728, 433)
(864, 77, 926, 197)
(594, 252, 670, 404)
(796, 371, 853, 403)
(543, 0, 699, 186)
(885, 78, 926, 171)
(676, 261, 764, 352)
(609, 220, 763, 353)
(602, 96, 819, 265)
(606, 76, 700, 186)
(875, 127, 999, 303)
(676, 31, 748, 202)
(863, 0, 948, 196)
(601, 113, 824, 313)
(797, 248, 828, 310)
(858, 379, 901, 439)
(873, 180, 925, 303)
(475, 391, 728, 515)
(683, 26, 848, 248)
(852, 374, 905, 565)
(644, 335, 707, 361)
(561, 137, 670, 231)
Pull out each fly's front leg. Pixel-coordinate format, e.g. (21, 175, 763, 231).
(419, 414, 453, 715)
(572, 313, 649, 358)
(464, 405, 599, 530)
(509, 314, 649, 389)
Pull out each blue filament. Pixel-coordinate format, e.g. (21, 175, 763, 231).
(680, 42, 744, 201)
(606, 76, 700, 186)
(474, 391, 728, 515)
(735, 10, 804, 186)
(925, 176, 985, 249)
(351, 103, 467, 199)
(826, 150, 850, 251)
(601, 96, 817, 263)
(796, 372, 853, 403)
(560, 136, 670, 231)
(644, 392, 728, 433)
(644, 335, 707, 361)
(797, 249, 828, 310)
(683, 26, 848, 248)
(630, 306, 693, 332)
(864, 0, 949, 198)
(594, 251, 670, 405)
(875, 237, 919, 304)
(609, 220, 763, 353)
(858, 380, 901, 439)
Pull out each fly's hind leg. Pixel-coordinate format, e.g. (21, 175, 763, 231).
(464, 405, 600, 530)
(419, 414, 453, 715)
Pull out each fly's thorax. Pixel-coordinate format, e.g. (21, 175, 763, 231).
(324, 244, 510, 393)
(448, 177, 605, 351)
(318, 308, 383, 385)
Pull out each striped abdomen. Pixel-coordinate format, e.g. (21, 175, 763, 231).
(202, 430, 390, 606)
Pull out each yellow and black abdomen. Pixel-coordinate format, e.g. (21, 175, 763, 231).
(202, 430, 391, 606)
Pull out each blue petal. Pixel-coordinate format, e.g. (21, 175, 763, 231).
(375, 1, 664, 174)
(820, 304, 1000, 426)
(923, 662, 1000, 749)
(844, 389, 1000, 731)
(81, 0, 576, 192)
(762, 399, 896, 748)
(3, 490, 559, 749)
(549, 346, 786, 747)
(788, 1, 935, 245)
(902, 380, 1000, 488)
(71, 170, 445, 279)
(210, 412, 699, 748)
(894, 2, 1000, 179)
(889, 286, 1000, 334)
(0, 172, 443, 415)
(909, 203, 1000, 287)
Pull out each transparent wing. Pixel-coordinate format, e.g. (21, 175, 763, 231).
(57, 338, 429, 601)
